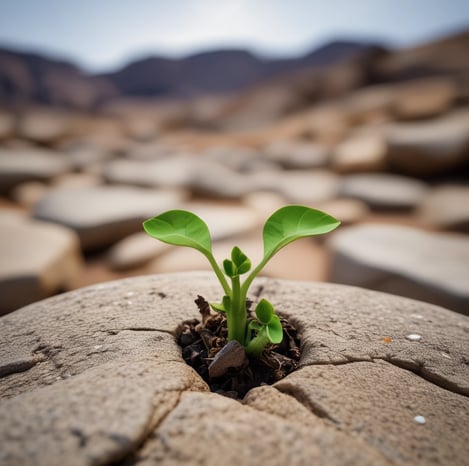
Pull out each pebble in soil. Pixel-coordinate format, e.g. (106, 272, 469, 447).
(178, 296, 301, 399)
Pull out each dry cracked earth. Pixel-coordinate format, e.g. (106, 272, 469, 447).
(0, 272, 468, 466)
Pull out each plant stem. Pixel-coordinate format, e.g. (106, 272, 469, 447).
(245, 329, 269, 356)
(229, 275, 247, 344)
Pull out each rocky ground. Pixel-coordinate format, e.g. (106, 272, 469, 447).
(1, 69, 469, 316)
(1, 273, 468, 466)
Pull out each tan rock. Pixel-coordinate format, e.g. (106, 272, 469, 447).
(0, 273, 468, 465)
(10, 181, 50, 208)
(329, 223, 469, 314)
(264, 140, 330, 169)
(417, 185, 469, 232)
(0, 112, 15, 140)
(391, 78, 457, 120)
(332, 133, 387, 173)
(18, 111, 71, 145)
(314, 198, 370, 225)
(0, 210, 83, 315)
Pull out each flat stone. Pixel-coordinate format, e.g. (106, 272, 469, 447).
(102, 156, 196, 189)
(339, 173, 428, 210)
(18, 111, 71, 145)
(332, 133, 387, 173)
(62, 142, 115, 171)
(329, 223, 469, 314)
(264, 140, 330, 169)
(391, 78, 457, 120)
(0, 148, 70, 194)
(385, 109, 469, 176)
(1, 273, 468, 465)
(33, 186, 187, 250)
(417, 185, 469, 232)
(254, 170, 340, 204)
(0, 210, 83, 315)
(204, 146, 276, 173)
(107, 232, 171, 271)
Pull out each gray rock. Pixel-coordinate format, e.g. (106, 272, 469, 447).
(339, 173, 428, 210)
(264, 140, 330, 169)
(33, 186, 187, 250)
(0, 273, 468, 465)
(0, 148, 70, 194)
(0, 210, 83, 315)
(204, 146, 276, 173)
(62, 142, 115, 171)
(329, 223, 469, 314)
(417, 185, 469, 232)
(385, 109, 469, 176)
(107, 232, 171, 271)
(103, 156, 196, 189)
(254, 170, 340, 204)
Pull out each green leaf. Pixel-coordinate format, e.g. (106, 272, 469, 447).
(263, 206, 340, 262)
(248, 320, 262, 332)
(223, 259, 235, 277)
(143, 210, 212, 256)
(255, 299, 274, 324)
(210, 295, 231, 313)
(231, 246, 251, 275)
(265, 314, 283, 344)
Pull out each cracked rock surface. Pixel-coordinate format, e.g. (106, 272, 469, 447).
(1, 272, 468, 466)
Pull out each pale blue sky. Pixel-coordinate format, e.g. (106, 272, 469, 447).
(1, 0, 468, 71)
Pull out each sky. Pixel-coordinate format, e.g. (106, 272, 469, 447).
(1, 0, 469, 72)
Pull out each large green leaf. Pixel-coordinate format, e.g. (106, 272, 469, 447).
(255, 299, 274, 325)
(143, 210, 212, 255)
(263, 206, 340, 262)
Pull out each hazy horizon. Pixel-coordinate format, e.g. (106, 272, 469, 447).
(1, 0, 469, 73)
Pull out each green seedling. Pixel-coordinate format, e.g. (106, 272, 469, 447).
(143, 205, 340, 357)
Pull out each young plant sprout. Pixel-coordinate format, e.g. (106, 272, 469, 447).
(143, 205, 340, 357)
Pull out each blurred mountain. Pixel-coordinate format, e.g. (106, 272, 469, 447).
(101, 41, 381, 98)
(0, 47, 117, 109)
(0, 29, 468, 111)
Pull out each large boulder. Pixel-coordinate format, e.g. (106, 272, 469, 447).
(0, 273, 468, 465)
(329, 223, 469, 314)
(384, 109, 469, 176)
(0, 210, 83, 315)
(33, 186, 187, 250)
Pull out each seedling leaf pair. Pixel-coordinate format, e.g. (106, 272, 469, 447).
(143, 205, 340, 356)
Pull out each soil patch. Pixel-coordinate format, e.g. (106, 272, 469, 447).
(178, 295, 301, 399)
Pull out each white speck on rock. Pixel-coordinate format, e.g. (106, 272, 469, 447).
(406, 334, 422, 342)
(414, 415, 426, 424)
(126, 291, 135, 297)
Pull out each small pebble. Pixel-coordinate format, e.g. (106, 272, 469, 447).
(414, 415, 426, 424)
(406, 334, 422, 342)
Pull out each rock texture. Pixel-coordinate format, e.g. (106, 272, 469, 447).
(1, 273, 468, 466)
(0, 210, 83, 315)
(329, 224, 469, 314)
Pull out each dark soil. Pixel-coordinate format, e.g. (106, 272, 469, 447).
(178, 295, 301, 399)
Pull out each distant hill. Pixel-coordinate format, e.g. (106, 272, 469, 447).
(0, 47, 117, 109)
(101, 41, 381, 98)
(0, 29, 468, 110)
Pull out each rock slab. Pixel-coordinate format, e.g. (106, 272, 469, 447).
(1, 273, 468, 465)
(329, 223, 469, 314)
